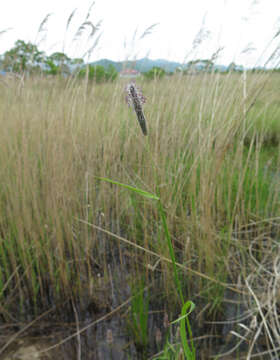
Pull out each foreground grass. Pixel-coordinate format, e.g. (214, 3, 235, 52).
(0, 72, 280, 355)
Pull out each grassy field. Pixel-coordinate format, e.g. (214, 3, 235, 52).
(0, 71, 280, 357)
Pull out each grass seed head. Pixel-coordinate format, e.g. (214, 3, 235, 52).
(126, 82, 148, 135)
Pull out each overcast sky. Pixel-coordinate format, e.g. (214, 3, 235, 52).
(0, 0, 280, 66)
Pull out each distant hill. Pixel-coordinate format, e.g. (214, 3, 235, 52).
(90, 58, 182, 73)
(134, 58, 181, 73)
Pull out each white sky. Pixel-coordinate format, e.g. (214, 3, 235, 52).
(0, 0, 280, 67)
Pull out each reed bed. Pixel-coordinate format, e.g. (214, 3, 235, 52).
(0, 71, 280, 346)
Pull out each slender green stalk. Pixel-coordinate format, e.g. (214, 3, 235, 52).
(98, 177, 195, 358)
(157, 201, 183, 303)
(172, 301, 196, 359)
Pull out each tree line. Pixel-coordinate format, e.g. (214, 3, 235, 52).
(0, 40, 118, 82)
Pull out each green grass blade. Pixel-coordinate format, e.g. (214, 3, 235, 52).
(98, 177, 160, 200)
(180, 301, 196, 359)
(171, 301, 195, 324)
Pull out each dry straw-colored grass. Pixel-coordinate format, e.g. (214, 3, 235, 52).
(0, 71, 280, 322)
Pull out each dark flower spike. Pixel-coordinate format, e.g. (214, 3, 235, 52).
(126, 82, 148, 136)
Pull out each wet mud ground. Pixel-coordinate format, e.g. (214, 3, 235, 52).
(0, 238, 278, 359)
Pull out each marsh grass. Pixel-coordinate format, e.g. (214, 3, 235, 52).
(0, 70, 280, 355)
(129, 277, 149, 354)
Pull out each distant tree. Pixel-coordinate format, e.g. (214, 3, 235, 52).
(105, 64, 118, 81)
(186, 59, 214, 73)
(2, 40, 44, 73)
(143, 66, 165, 80)
(78, 64, 105, 82)
(45, 52, 71, 75)
(71, 58, 84, 65)
(44, 55, 84, 76)
(78, 64, 118, 83)
(48, 52, 70, 65)
(175, 66, 183, 73)
(44, 59, 59, 75)
(69, 58, 85, 75)
(228, 62, 237, 72)
(227, 62, 244, 73)
(202, 59, 214, 71)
